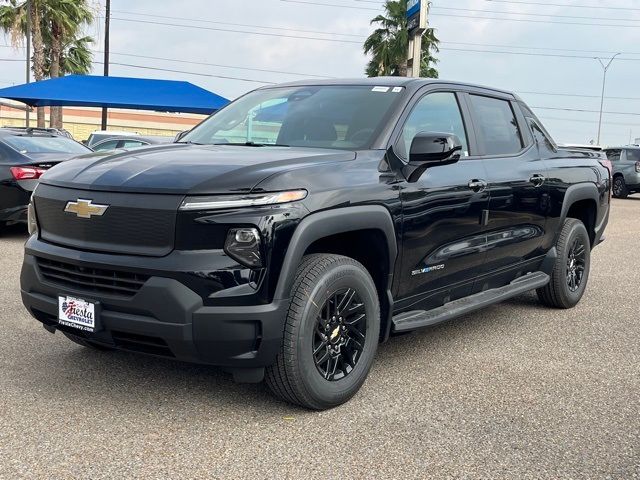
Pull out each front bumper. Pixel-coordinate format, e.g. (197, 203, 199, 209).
(20, 239, 290, 371)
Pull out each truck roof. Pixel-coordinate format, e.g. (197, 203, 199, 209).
(260, 77, 517, 98)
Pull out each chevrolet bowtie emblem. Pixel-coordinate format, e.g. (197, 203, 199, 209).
(64, 199, 109, 219)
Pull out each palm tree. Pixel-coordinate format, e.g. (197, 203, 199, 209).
(0, 0, 47, 127)
(0, 0, 94, 128)
(363, 0, 439, 78)
(44, 0, 94, 128)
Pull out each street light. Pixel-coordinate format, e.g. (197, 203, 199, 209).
(595, 52, 620, 146)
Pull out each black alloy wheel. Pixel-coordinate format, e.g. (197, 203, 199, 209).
(265, 254, 380, 410)
(312, 288, 367, 382)
(537, 218, 591, 309)
(613, 176, 628, 198)
(566, 237, 586, 293)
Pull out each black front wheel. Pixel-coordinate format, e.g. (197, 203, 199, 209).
(537, 218, 591, 309)
(265, 254, 380, 410)
(613, 176, 629, 199)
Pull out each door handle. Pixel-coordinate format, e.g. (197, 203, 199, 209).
(530, 174, 546, 187)
(468, 179, 487, 193)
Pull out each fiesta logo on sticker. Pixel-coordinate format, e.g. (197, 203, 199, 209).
(61, 300, 93, 325)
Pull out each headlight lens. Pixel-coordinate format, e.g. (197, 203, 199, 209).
(27, 200, 38, 236)
(224, 227, 262, 268)
(179, 190, 307, 211)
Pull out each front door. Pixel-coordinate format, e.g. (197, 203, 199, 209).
(395, 91, 490, 311)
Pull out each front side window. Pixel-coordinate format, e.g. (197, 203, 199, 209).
(470, 95, 523, 156)
(399, 92, 469, 158)
(182, 85, 405, 150)
(605, 149, 621, 162)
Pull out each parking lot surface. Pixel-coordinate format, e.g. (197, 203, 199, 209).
(0, 199, 638, 479)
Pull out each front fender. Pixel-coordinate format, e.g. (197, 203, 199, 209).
(272, 205, 398, 302)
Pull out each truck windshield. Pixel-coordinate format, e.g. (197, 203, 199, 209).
(5, 135, 90, 154)
(182, 85, 404, 150)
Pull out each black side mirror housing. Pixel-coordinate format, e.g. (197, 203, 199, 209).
(174, 130, 189, 142)
(409, 132, 463, 166)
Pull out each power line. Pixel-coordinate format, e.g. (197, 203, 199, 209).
(103, 61, 277, 84)
(280, 0, 379, 10)
(0, 44, 334, 78)
(484, 0, 640, 12)
(109, 17, 363, 44)
(440, 46, 640, 62)
(432, 12, 640, 29)
(440, 41, 640, 57)
(105, 52, 334, 79)
(538, 115, 640, 128)
(111, 9, 365, 38)
(518, 91, 640, 101)
(531, 106, 640, 117)
(433, 5, 640, 23)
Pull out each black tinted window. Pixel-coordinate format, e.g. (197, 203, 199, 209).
(625, 149, 640, 162)
(606, 149, 621, 162)
(470, 95, 523, 156)
(400, 92, 469, 158)
(183, 85, 404, 150)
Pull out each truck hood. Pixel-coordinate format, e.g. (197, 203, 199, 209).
(39, 143, 356, 194)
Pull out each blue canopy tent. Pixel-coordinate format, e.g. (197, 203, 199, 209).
(0, 75, 229, 115)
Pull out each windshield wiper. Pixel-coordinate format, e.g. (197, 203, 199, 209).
(176, 141, 205, 145)
(213, 142, 290, 147)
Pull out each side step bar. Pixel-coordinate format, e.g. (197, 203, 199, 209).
(392, 271, 550, 333)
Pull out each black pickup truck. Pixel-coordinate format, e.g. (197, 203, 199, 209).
(21, 78, 610, 410)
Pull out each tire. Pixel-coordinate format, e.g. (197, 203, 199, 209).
(613, 175, 629, 199)
(537, 218, 591, 309)
(265, 254, 380, 410)
(62, 332, 113, 351)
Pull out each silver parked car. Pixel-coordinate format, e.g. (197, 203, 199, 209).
(604, 146, 640, 198)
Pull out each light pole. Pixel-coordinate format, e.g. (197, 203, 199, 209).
(25, 0, 30, 127)
(100, 0, 110, 130)
(595, 53, 620, 146)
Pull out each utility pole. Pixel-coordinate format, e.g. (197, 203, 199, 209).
(25, 0, 31, 127)
(595, 53, 620, 146)
(100, 0, 110, 130)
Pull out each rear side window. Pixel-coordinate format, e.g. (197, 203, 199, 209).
(469, 95, 523, 156)
(625, 149, 640, 162)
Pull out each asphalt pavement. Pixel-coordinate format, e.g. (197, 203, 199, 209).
(0, 199, 638, 479)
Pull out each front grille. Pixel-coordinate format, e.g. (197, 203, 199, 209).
(34, 184, 182, 257)
(37, 257, 149, 297)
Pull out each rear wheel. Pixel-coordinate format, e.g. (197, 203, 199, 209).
(613, 175, 628, 198)
(265, 254, 380, 410)
(63, 332, 114, 351)
(537, 218, 591, 309)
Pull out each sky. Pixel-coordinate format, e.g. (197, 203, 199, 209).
(1, 0, 640, 146)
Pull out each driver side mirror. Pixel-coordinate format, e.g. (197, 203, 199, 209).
(174, 130, 189, 142)
(409, 132, 463, 166)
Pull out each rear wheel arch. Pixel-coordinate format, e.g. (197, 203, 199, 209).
(559, 183, 600, 246)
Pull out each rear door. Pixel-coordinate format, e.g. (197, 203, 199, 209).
(395, 88, 490, 311)
(465, 93, 549, 290)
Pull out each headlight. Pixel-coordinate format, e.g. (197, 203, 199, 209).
(179, 190, 307, 211)
(27, 200, 38, 236)
(224, 227, 262, 268)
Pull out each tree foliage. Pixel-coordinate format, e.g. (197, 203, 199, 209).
(363, 0, 439, 78)
(0, 0, 94, 127)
